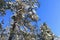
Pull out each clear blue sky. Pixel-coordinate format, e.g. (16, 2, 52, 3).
(37, 0, 60, 36)
(0, 0, 60, 36)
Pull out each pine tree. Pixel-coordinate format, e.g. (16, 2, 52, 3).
(40, 23, 54, 40)
(0, 0, 39, 40)
(0, 0, 57, 40)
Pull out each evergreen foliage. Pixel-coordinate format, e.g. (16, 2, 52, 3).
(0, 0, 56, 40)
